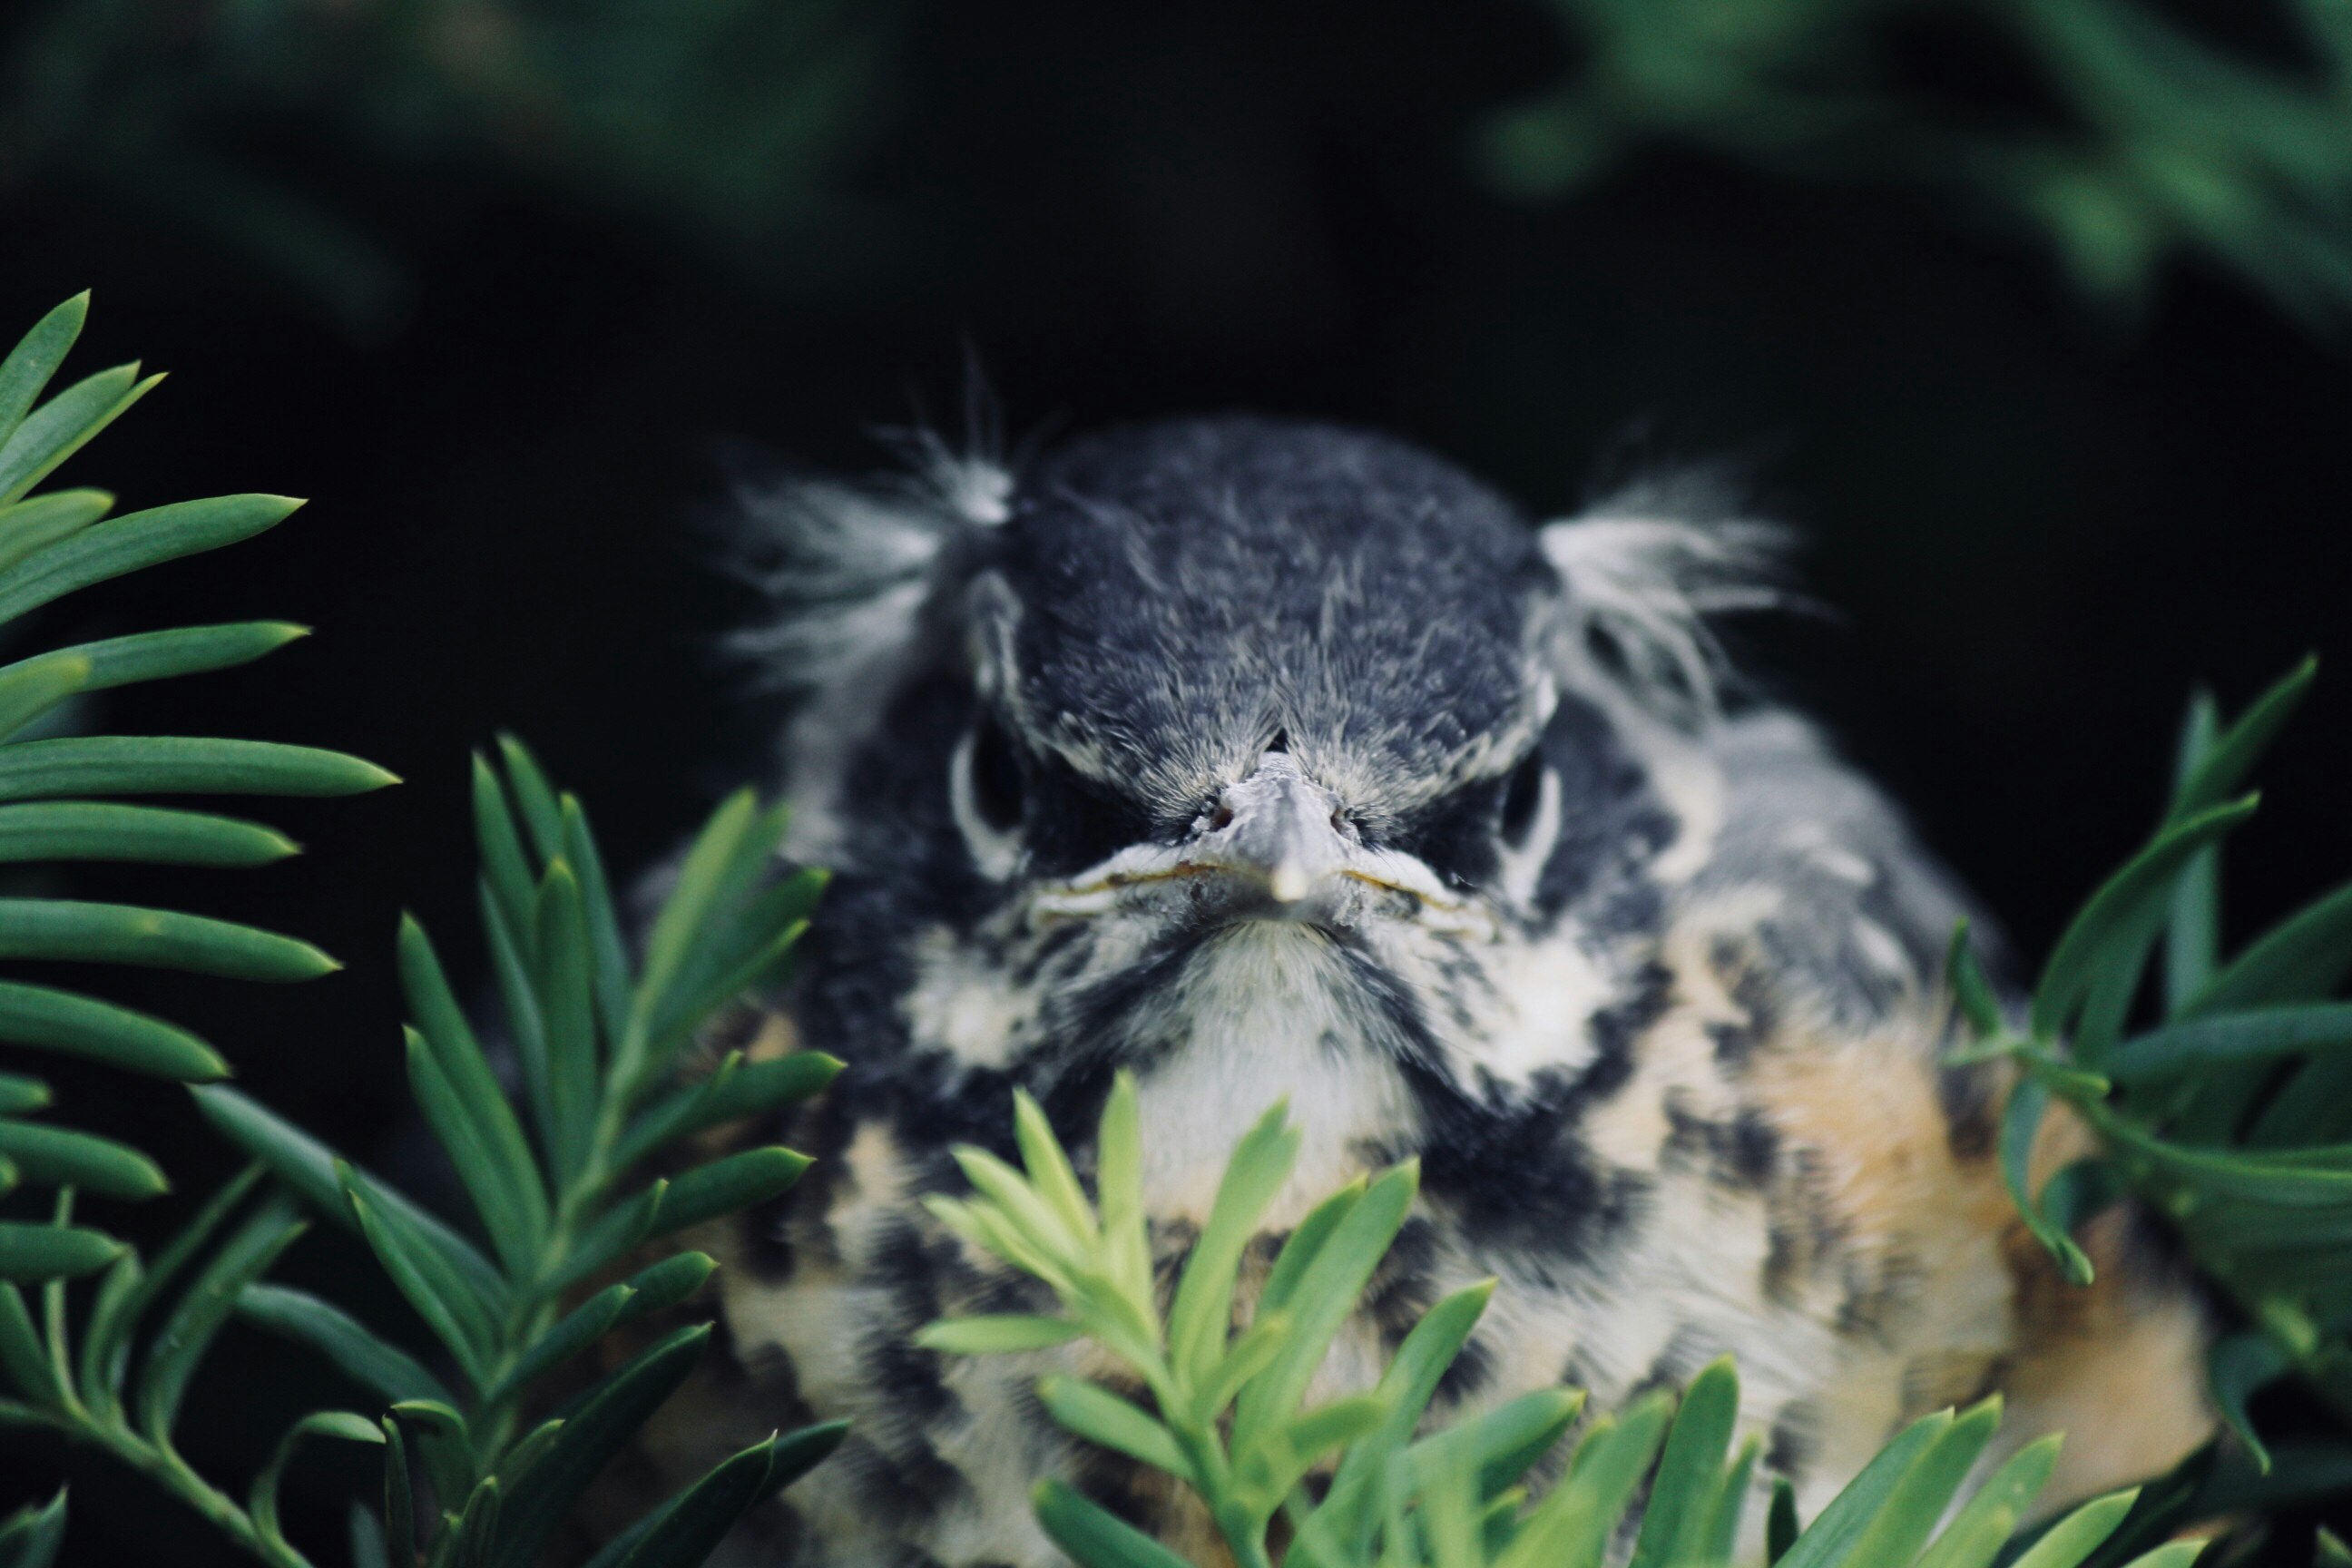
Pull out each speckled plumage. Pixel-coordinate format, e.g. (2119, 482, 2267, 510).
(640, 417, 2212, 1567)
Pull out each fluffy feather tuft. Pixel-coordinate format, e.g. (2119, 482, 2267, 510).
(1540, 477, 1791, 720)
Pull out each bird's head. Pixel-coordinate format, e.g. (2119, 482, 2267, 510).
(737, 416, 1779, 1200)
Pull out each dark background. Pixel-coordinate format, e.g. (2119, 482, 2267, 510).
(2, 1, 2348, 1562)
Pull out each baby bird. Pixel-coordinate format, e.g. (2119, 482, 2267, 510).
(649, 416, 2211, 1567)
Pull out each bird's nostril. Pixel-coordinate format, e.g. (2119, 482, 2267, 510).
(1209, 803, 1236, 832)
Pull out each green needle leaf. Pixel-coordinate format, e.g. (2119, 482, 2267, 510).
(1034, 1478, 1197, 1568)
(0, 294, 88, 446)
(0, 899, 338, 980)
(615, 1050, 840, 1169)
(0, 494, 299, 628)
(916, 1314, 1085, 1356)
(235, 1281, 457, 1408)
(0, 1075, 45, 1115)
(2034, 795, 2259, 1040)
(2208, 1330, 2290, 1475)
(534, 859, 599, 1183)
(1629, 1357, 1740, 1568)
(488, 1324, 713, 1568)
(2008, 1489, 2139, 1568)
(0, 489, 111, 577)
(0, 1284, 58, 1403)
(342, 1175, 495, 1387)
(249, 1411, 384, 1547)
(0, 1486, 68, 1568)
(0, 737, 397, 801)
(0, 364, 160, 506)
(610, 1436, 780, 1568)
(0, 802, 299, 867)
(191, 1087, 505, 1302)
(1036, 1375, 1191, 1475)
(647, 1146, 812, 1238)
(0, 1221, 122, 1281)
(0, 981, 226, 1080)
(139, 1197, 306, 1439)
(0, 1120, 167, 1200)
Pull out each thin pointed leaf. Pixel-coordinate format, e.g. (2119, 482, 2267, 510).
(249, 1411, 383, 1545)
(1630, 1356, 1740, 1568)
(383, 1419, 415, 1568)
(637, 790, 766, 1010)
(0, 982, 228, 1081)
(454, 1477, 502, 1568)
(235, 1281, 456, 1408)
(79, 1166, 264, 1406)
(0, 659, 85, 745)
(388, 1400, 474, 1509)
(2002, 1079, 2094, 1285)
(0, 1121, 166, 1200)
(1946, 921, 2004, 1036)
(1169, 1101, 1301, 1388)
(613, 1251, 718, 1322)
(139, 1198, 305, 1438)
(1767, 1477, 1799, 1563)
(1237, 1161, 1417, 1446)
(473, 752, 538, 957)
(1840, 1399, 2002, 1567)
(0, 736, 396, 802)
(916, 1314, 1084, 1356)
(489, 1325, 713, 1568)
(0, 490, 111, 577)
(1770, 1407, 1950, 1568)
(0, 899, 337, 981)
(534, 861, 598, 1182)
(558, 794, 633, 1044)
(649, 1147, 811, 1239)
(2209, 1331, 2289, 1475)
(190, 1088, 506, 1301)
(0, 493, 295, 628)
(2173, 657, 2318, 818)
(397, 915, 546, 1239)
(0, 622, 308, 704)
(0, 802, 299, 867)
(1331, 1281, 1495, 1510)
(2166, 691, 2222, 1014)
(348, 1504, 388, 1568)
(2112, 1005, 2352, 1082)
(480, 879, 555, 1162)
(1498, 1394, 1671, 1568)
(0, 295, 88, 446)
(0, 1075, 44, 1114)
(343, 1178, 495, 1386)
(616, 1051, 841, 1170)
(495, 736, 564, 862)
(1036, 1376, 1191, 1475)
(0, 1222, 122, 1281)
(2010, 1490, 2139, 1568)
(0, 1284, 56, 1404)
(2034, 797, 2260, 1039)
(405, 1029, 538, 1274)
(0, 1486, 67, 1568)
(482, 1282, 636, 1410)
(1034, 1478, 1197, 1568)
(612, 1436, 779, 1568)
(0, 365, 160, 506)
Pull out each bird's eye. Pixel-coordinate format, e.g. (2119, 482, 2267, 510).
(1498, 749, 1545, 848)
(966, 711, 1025, 834)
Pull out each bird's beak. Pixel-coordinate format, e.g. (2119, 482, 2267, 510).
(1189, 750, 1353, 914)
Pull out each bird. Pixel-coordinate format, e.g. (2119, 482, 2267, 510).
(628, 415, 2214, 1567)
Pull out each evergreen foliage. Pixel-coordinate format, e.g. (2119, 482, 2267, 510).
(922, 1075, 2204, 1568)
